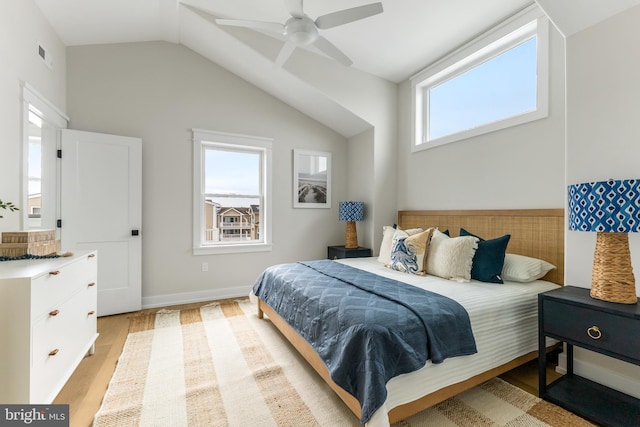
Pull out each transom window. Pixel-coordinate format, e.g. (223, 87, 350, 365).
(192, 129, 272, 255)
(411, 7, 549, 151)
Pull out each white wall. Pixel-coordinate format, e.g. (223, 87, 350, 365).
(347, 128, 376, 250)
(0, 0, 66, 232)
(66, 41, 347, 306)
(283, 50, 398, 256)
(565, 4, 640, 398)
(396, 16, 566, 211)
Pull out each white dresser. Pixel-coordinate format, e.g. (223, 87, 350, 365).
(0, 251, 98, 403)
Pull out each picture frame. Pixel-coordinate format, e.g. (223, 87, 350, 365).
(293, 149, 331, 208)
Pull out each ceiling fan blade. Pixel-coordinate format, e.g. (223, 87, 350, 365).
(315, 2, 383, 30)
(313, 36, 353, 66)
(284, 0, 304, 18)
(215, 19, 284, 35)
(275, 41, 297, 67)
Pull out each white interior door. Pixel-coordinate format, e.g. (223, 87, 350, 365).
(61, 129, 142, 316)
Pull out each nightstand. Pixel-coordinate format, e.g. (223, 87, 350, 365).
(538, 286, 640, 426)
(327, 245, 372, 260)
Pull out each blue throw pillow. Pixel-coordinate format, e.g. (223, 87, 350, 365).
(459, 228, 510, 284)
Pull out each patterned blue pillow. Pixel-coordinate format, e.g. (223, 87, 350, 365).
(389, 229, 434, 275)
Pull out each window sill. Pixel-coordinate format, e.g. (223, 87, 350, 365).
(412, 107, 548, 152)
(193, 243, 273, 255)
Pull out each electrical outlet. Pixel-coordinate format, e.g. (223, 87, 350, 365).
(201, 262, 208, 272)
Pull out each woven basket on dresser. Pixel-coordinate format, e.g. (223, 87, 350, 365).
(0, 230, 60, 257)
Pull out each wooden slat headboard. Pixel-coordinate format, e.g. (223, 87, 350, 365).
(397, 209, 565, 285)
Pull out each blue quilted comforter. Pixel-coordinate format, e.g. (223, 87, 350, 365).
(252, 260, 477, 424)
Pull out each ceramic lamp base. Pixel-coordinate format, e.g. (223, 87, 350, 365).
(345, 221, 358, 249)
(590, 232, 638, 304)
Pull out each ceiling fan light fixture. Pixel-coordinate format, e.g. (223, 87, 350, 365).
(284, 16, 318, 45)
(216, 1, 384, 67)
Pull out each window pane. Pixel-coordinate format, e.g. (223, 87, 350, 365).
(203, 197, 261, 243)
(203, 147, 261, 244)
(429, 37, 537, 141)
(205, 149, 259, 195)
(28, 110, 42, 225)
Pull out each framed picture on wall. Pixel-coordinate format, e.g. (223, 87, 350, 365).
(293, 149, 331, 208)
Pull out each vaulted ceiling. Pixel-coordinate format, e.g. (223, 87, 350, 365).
(34, 0, 640, 137)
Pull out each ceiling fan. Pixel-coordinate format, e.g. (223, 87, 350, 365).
(216, 0, 383, 67)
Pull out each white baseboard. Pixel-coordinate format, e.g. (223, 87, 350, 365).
(557, 348, 640, 399)
(141, 286, 251, 309)
(556, 351, 567, 374)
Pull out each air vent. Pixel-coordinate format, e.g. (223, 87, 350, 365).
(37, 41, 53, 69)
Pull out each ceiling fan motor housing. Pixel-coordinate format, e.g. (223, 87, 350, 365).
(284, 16, 319, 45)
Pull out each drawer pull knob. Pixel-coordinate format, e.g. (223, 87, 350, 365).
(88, 282, 96, 287)
(88, 310, 96, 315)
(88, 253, 96, 258)
(587, 326, 602, 340)
(49, 309, 60, 316)
(48, 349, 59, 357)
(49, 270, 60, 276)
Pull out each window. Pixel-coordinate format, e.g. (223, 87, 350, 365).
(22, 82, 68, 231)
(411, 7, 549, 151)
(192, 129, 272, 255)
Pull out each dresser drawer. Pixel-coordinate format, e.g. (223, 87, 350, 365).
(31, 303, 78, 402)
(75, 284, 98, 347)
(31, 286, 97, 403)
(31, 253, 97, 318)
(543, 299, 640, 361)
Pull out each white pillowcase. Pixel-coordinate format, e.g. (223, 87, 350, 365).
(377, 226, 423, 265)
(425, 229, 478, 282)
(501, 253, 556, 283)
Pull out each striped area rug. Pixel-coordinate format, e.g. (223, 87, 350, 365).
(93, 299, 592, 427)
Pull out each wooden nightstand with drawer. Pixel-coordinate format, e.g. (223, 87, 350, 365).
(538, 286, 640, 426)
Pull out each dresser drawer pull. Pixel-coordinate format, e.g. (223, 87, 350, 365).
(88, 282, 96, 287)
(49, 309, 60, 317)
(587, 326, 602, 340)
(88, 253, 96, 258)
(88, 310, 96, 316)
(48, 349, 59, 357)
(49, 270, 61, 276)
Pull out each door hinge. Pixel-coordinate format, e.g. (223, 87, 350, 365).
(57, 149, 62, 158)
(56, 219, 62, 228)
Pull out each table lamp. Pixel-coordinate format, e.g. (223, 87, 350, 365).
(568, 179, 639, 304)
(339, 201, 364, 249)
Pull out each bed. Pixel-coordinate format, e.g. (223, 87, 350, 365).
(253, 209, 564, 426)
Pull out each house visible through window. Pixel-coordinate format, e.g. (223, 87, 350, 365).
(192, 129, 272, 255)
(411, 6, 549, 151)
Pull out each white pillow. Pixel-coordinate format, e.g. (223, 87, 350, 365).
(425, 229, 478, 282)
(502, 253, 556, 283)
(377, 226, 423, 265)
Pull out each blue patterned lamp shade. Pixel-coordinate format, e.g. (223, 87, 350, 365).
(339, 201, 365, 222)
(568, 179, 639, 304)
(568, 179, 640, 232)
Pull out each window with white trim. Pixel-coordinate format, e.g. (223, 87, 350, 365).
(192, 129, 272, 255)
(411, 7, 549, 151)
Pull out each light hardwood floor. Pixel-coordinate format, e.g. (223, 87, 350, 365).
(54, 301, 561, 427)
